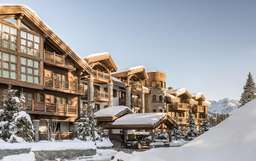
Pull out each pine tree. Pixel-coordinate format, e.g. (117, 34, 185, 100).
(185, 110, 198, 141)
(0, 89, 34, 142)
(240, 72, 256, 106)
(76, 103, 102, 141)
(199, 119, 209, 135)
(171, 126, 183, 141)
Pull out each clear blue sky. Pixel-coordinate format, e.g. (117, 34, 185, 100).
(1, 0, 256, 100)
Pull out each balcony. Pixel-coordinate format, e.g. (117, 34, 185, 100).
(92, 70, 110, 83)
(32, 103, 77, 116)
(44, 51, 65, 67)
(45, 77, 69, 91)
(94, 90, 109, 102)
(174, 117, 188, 125)
(44, 77, 84, 94)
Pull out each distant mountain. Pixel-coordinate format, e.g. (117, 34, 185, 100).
(208, 98, 240, 114)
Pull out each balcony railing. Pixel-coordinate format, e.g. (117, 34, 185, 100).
(44, 51, 65, 66)
(92, 70, 111, 82)
(42, 103, 77, 116)
(94, 91, 109, 101)
(45, 77, 84, 94)
(45, 77, 69, 91)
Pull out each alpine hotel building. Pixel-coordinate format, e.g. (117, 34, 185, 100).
(0, 5, 209, 140)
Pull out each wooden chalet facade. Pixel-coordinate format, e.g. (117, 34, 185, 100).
(0, 5, 91, 140)
(112, 66, 150, 113)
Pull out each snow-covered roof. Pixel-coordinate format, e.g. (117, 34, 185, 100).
(176, 88, 192, 97)
(112, 65, 148, 80)
(166, 94, 180, 103)
(194, 92, 206, 100)
(94, 106, 132, 118)
(85, 52, 109, 59)
(84, 52, 117, 72)
(112, 113, 165, 126)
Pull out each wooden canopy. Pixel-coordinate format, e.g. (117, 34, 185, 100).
(112, 66, 148, 81)
(0, 5, 92, 73)
(84, 52, 118, 72)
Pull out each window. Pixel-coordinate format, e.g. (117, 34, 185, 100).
(20, 57, 40, 84)
(159, 95, 163, 103)
(36, 93, 44, 103)
(152, 95, 157, 102)
(0, 52, 16, 79)
(153, 109, 157, 112)
(53, 73, 68, 89)
(23, 92, 33, 110)
(20, 30, 40, 57)
(0, 24, 17, 51)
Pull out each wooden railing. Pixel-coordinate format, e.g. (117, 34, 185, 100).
(67, 105, 77, 115)
(94, 90, 109, 100)
(45, 77, 84, 94)
(44, 51, 65, 66)
(45, 77, 69, 90)
(92, 70, 110, 82)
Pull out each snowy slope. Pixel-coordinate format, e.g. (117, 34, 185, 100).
(115, 100, 256, 161)
(208, 98, 240, 114)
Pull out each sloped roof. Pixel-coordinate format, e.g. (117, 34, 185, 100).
(176, 88, 192, 98)
(94, 106, 132, 121)
(110, 113, 177, 129)
(112, 65, 148, 80)
(0, 5, 91, 73)
(193, 92, 206, 101)
(84, 52, 117, 72)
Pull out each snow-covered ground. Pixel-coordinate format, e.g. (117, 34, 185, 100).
(114, 99, 256, 161)
(0, 139, 96, 151)
(208, 98, 240, 114)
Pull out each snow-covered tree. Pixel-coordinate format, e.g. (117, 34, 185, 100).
(240, 72, 256, 106)
(185, 110, 198, 141)
(171, 126, 184, 141)
(76, 103, 102, 141)
(199, 119, 209, 135)
(0, 89, 34, 142)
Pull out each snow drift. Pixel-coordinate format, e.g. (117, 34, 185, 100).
(116, 99, 256, 161)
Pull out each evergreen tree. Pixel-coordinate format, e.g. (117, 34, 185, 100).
(185, 110, 198, 141)
(240, 72, 256, 106)
(76, 103, 102, 141)
(171, 126, 183, 141)
(199, 119, 209, 135)
(0, 89, 34, 142)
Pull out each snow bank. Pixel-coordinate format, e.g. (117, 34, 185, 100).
(96, 137, 113, 148)
(2, 152, 35, 161)
(116, 100, 256, 161)
(0, 139, 96, 151)
(85, 52, 109, 59)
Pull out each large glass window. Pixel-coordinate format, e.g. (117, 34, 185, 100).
(20, 30, 40, 57)
(0, 24, 17, 51)
(20, 57, 40, 84)
(0, 52, 16, 79)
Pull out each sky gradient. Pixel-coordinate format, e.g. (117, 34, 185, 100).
(0, 0, 255, 100)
